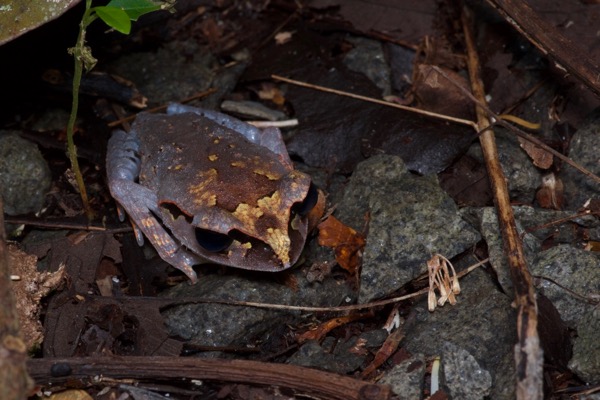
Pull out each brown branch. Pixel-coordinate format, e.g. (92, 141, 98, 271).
(462, 7, 543, 400)
(486, 0, 600, 98)
(27, 356, 391, 400)
(0, 198, 34, 399)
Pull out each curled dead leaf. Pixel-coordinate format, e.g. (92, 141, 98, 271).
(317, 216, 365, 274)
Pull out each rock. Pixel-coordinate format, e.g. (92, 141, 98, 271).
(336, 155, 480, 302)
(107, 40, 243, 109)
(561, 108, 600, 209)
(461, 206, 541, 294)
(344, 36, 392, 96)
(467, 132, 542, 204)
(161, 269, 354, 351)
(568, 307, 600, 384)
(0, 131, 51, 215)
(402, 268, 517, 400)
(379, 353, 426, 400)
(442, 341, 493, 400)
(531, 245, 600, 326)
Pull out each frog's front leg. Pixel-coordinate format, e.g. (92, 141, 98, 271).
(107, 130, 201, 283)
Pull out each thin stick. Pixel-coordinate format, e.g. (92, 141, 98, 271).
(462, 7, 543, 400)
(110, 258, 488, 314)
(271, 74, 478, 129)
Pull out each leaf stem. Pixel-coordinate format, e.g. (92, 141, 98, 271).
(66, 0, 96, 220)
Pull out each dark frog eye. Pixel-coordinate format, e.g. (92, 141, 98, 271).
(291, 182, 318, 217)
(195, 228, 233, 253)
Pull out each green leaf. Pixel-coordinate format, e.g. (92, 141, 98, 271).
(105, 0, 164, 21)
(93, 6, 131, 34)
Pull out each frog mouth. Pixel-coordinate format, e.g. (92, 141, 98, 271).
(156, 178, 318, 272)
(156, 202, 310, 272)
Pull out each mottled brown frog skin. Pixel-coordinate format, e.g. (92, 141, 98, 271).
(106, 104, 319, 283)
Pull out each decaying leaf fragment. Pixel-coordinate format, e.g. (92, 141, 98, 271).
(518, 137, 553, 169)
(9, 244, 65, 349)
(535, 173, 564, 210)
(296, 313, 371, 344)
(317, 216, 365, 275)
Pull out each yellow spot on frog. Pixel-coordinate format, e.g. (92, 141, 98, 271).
(233, 203, 264, 221)
(153, 234, 174, 254)
(265, 227, 291, 266)
(253, 168, 280, 180)
(140, 217, 154, 228)
(257, 191, 282, 209)
(208, 154, 218, 162)
(231, 192, 291, 265)
(231, 161, 245, 168)
(189, 169, 218, 206)
(213, 138, 220, 144)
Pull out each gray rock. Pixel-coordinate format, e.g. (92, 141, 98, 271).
(569, 307, 600, 384)
(161, 269, 353, 350)
(287, 329, 388, 374)
(402, 268, 517, 400)
(508, 206, 600, 244)
(379, 353, 426, 400)
(107, 40, 241, 108)
(336, 155, 480, 302)
(286, 340, 345, 373)
(462, 206, 541, 295)
(580, 393, 600, 400)
(442, 341, 492, 400)
(561, 108, 600, 209)
(531, 245, 600, 326)
(344, 36, 392, 96)
(0, 132, 51, 215)
(467, 132, 542, 204)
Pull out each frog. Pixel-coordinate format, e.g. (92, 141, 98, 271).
(106, 103, 321, 283)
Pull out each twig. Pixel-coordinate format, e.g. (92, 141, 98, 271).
(533, 275, 600, 305)
(248, 119, 299, 128)
(524, 210, 598, 235)
(271, 74, 478, 129)
(94, 258, 487, 313)
(27, 356, 391, 400)
(462, 7, 543, 400)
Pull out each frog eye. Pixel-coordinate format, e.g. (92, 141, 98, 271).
(291, 182, 318, 217)
(195, 228, 233, 253)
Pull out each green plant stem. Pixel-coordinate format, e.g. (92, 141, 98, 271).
(66, 0, 97, 220)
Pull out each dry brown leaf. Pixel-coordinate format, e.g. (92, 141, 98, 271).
(361, 327, 405, 378)
(296, 313, 369, 344)
(317, 216, 365, 274)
